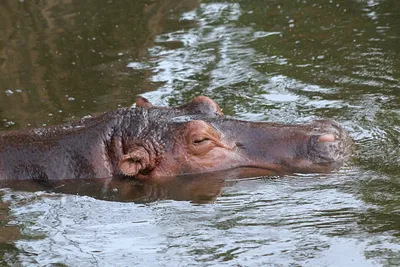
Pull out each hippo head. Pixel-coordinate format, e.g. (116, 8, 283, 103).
(113, 96, 352, 180)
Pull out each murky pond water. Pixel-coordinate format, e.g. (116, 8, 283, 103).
(1, 0, 400, 266)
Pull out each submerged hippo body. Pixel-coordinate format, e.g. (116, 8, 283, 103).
(0, 96, 352, 181)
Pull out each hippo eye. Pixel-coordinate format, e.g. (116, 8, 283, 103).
(193, 137, 210, 145)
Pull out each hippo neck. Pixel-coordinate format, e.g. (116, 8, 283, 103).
(0, 109, 131, 180)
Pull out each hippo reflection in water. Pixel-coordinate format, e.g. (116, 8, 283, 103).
(0, 96, 352, 182)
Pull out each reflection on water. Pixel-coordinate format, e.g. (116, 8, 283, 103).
(1, 0, 400, 266)
(0, 174, 226, 204)
(2, 171, 398, 266)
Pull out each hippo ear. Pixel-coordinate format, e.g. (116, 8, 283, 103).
(180, 96, 224, 116)
(118, 147, 151, 176)
(136, 96, 153, 108)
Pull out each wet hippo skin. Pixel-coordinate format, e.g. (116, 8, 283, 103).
(0, 96, 352, 181)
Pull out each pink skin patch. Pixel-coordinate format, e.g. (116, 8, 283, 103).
(317, 134, 335, 143)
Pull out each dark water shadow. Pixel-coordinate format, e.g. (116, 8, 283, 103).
(0, 173, 231, 204)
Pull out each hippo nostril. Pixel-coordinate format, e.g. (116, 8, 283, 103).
(317, 134, 335, 143)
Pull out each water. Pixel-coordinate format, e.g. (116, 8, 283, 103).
(1, 0, 400, 266)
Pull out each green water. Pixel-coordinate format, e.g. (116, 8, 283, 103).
(1, 0, 400, 266)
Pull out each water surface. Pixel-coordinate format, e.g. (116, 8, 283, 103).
(1, 0, 400, 266)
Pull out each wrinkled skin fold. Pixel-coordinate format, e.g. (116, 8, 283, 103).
(0, 96, 353, 182)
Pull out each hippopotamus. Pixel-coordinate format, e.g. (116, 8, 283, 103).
(0, 96, 352, 182)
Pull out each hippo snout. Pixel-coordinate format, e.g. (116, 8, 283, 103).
(306, 120, 353, 166)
